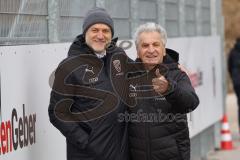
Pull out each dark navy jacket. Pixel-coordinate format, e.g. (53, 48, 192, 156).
(48, 34, 129, 160)
(128, 49, 199, 160)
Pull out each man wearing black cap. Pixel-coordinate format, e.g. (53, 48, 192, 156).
(48, 7, 128, 160)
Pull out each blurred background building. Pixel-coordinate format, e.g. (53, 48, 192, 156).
(223, 0, 240, 92)
(223, 0, 240, 54)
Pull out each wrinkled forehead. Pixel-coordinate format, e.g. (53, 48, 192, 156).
(138, 31, 162, 44)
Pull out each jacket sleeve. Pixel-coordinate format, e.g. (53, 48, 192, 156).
(227, 52, 240, 86)
(164, 71, 200, 114)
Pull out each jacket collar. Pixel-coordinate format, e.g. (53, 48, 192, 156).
(67, 34, 122, 77)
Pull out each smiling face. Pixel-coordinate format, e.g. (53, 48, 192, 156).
(85, 23, 112, 53)
(137, 31, 166, 70)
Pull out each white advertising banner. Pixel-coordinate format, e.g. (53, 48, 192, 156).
(166, 36, 223, 137)
(0, 36, 223, 159)
(0, 43, 68, 160)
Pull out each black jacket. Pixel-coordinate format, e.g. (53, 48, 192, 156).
(128, 49, 199, 160)
(228, 39, 240, 89)
(48, 34, 128, 160)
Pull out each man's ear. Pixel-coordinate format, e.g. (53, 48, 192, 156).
(137, 52, 140, 58)
(136, 46, 140, 58)
(163, 48, 166, 56)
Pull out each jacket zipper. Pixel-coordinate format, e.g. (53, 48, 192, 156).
(146, 122, 151, 160)
(145, 70, 151, 160)
(146, 70, 149, 80)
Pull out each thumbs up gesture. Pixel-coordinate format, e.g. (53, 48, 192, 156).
(152, 68, 169, 95)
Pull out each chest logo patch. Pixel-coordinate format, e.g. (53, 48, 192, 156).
(113, 60, 121, 73)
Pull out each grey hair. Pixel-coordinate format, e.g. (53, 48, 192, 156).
(134, 22, 167, 47)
